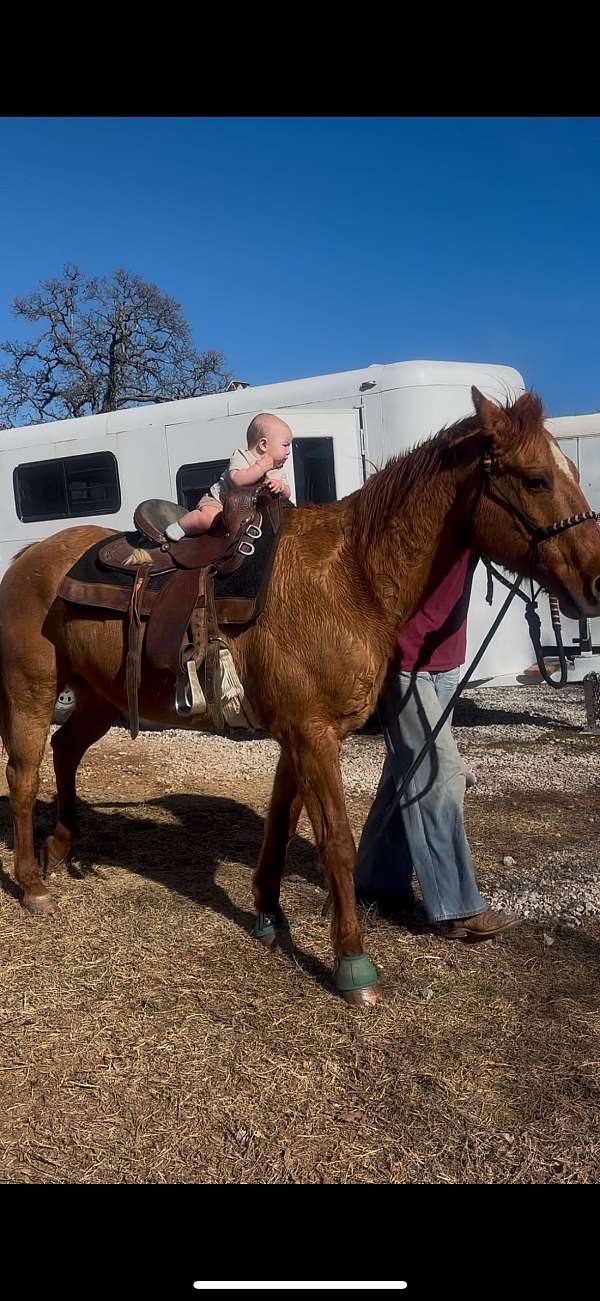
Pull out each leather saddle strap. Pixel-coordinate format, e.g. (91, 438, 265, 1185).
(205, 566, 220, 646)
(126, 565, 152, 740)
(179, 568, 207, 670)
(189, 571, 208, 669)
(204, 567, 224, 725)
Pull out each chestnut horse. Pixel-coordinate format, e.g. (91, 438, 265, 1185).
(1, 388, 599, 1003)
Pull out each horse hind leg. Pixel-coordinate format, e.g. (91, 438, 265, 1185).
(252, 747, 303, 947)
(42, 686, 120, 877)
(3, 693, 56, 914)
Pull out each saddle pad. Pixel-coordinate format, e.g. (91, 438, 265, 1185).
(58, 506, 286, 623)
(58, 533, 172, 610)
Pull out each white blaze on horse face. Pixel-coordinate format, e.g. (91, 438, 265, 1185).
(549, 438, 575, 480)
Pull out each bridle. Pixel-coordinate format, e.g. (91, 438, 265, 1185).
(477, 445, 597, 574)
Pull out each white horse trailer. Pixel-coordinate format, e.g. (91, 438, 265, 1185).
(0, 357, 598, 694)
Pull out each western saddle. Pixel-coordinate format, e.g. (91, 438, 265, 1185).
(58, 486, 287, 738)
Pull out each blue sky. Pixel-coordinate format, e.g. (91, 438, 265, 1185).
(1, 116, 599, 415)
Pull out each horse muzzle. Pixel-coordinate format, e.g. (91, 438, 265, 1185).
(553, 574, 600, 621)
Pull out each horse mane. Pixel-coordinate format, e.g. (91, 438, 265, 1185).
(352, 391, 546, 543)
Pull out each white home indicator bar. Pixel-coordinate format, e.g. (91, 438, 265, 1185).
(193, 1285, 408, 1292)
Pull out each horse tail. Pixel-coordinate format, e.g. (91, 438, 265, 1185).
(0, 544, 37, 746)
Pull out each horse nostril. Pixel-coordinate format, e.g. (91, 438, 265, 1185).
(593, 576, 600, 602)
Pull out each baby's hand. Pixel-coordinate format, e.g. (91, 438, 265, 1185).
(258, 452, 275, 473)
(266, 478, 283, 495)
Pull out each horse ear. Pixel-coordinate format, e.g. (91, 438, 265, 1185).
(471, 386, 510, 443)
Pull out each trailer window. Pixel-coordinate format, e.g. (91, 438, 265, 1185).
(14, 452, 121, 523)
(293, 437, 336, 504)
(176, 459, 229, 511)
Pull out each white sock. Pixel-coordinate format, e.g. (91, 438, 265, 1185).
(165, 521, 185, 541)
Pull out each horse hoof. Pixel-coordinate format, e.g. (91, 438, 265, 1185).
(23, 891, 56, 916)
(334, 953, 379, 1001)
(255, 927, 277, 950)
(252, 909, 291, 949)
(341, 984, 379, 1006)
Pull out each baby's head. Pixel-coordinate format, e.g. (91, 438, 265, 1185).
(247, 413, 293, 468)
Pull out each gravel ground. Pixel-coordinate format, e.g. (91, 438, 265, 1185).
(114, 683, 600, 930)
(454, 685, 599, 927)
(2, 682, 599, 1186)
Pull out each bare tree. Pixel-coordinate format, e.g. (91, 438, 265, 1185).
(0, 264, 231, 427)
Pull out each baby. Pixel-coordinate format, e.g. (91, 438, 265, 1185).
(166, 412, 293, 540)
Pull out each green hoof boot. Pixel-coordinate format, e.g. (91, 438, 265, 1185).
(253, 908, 290, 948)
(334, 953, 379, 1003)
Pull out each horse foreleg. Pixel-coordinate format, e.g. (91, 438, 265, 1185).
(252, 747, 303, 946)
(42, 688, 120, 876)
(290, 727, 379, 1005)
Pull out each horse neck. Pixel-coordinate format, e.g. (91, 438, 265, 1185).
(354, 457, 475, 642)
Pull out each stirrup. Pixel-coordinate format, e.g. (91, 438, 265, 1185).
(175, 656, 207, 717)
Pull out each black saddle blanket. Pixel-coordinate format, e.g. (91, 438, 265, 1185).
(62, 504, 285, 612)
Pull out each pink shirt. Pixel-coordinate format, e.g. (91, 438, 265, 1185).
(395, 550, 477, 673)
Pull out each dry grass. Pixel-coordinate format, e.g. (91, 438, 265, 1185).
(0, 730, 599, 1184)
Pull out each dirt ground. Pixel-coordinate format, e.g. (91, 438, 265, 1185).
(1, 689, 599, 1184)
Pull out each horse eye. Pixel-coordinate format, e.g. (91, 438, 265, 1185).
(525, 475, 550, 492)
